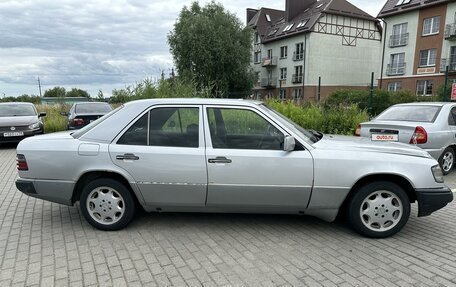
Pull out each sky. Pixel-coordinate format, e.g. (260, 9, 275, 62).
(0, 0, 386, 97)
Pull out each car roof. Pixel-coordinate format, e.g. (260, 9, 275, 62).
(74, 102, 110, 105)
(0, 102, 35, 106)
(123, 98, 263, 107)
(393, 102, 453, 107)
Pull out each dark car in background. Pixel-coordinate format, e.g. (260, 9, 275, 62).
(0, 102, 46, 143)
(63, 102, 112, 130)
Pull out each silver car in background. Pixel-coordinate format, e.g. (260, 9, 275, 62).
(358, 102, 456, 175)
(15, 99, 453, 238)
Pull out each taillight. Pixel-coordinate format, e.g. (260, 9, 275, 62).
(72, 118, 85, 126)
(410, 126, 427, 144)
(354, 124, 361, 136)
(17, 154, 29, 171)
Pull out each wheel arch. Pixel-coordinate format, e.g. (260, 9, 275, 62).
(71, 170, 144, 208)
(339, 173, 416, 216)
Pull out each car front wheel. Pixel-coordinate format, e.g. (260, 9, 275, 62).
(348, 181, 410, 238)
(80, 178, 135, 231)
(439, 147, 454, 175)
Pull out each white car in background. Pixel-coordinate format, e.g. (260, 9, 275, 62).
(358, 102, 456, 175)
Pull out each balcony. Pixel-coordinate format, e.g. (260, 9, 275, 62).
(260, 77, 277, 88)
(389, 33, 409, 47)
(293, 52, 304, 61)
(444, 24, 456, 40)
(291, 74, 303, 84)
(386, 63, 406, 76)
(261, 56, 278, 67)
(440, 58, 456, 73)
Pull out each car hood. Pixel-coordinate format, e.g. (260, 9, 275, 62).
(313, 134, 431, 158)
(0, 116, 37, 126)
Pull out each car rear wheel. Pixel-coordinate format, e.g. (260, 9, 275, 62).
(348, 181, 410, 238)
(439, 147, 454, 175)
(80, 178, 135, 231)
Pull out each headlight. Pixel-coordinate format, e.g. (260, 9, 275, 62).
(431, 165, 444, 183)
(28, 122, 40, 130)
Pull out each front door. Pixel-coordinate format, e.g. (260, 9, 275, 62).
(109, 105, 207, 207)
(203, 105, 314, 210)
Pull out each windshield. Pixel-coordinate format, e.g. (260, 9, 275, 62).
(0, 104, 37, 117)
(376, 105, 441, 123)
(261, 104, 320, 144)
(75, 103, 112, 113)
(72, 105, 123, 138)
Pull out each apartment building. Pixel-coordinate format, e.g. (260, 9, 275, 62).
(247, 0, 382, 101)
(378, 0, 456, 96)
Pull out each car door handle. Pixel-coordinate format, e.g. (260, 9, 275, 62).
(208, 157, 232, 164)
(116, 153, 139, 160)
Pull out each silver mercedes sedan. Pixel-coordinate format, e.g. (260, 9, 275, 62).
(15, 99, 453, 238)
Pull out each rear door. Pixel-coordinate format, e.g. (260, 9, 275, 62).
(109, 105, 208, 207)
(203, 105, 314, 210)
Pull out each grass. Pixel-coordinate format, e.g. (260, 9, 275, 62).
(36, 104, 70, 133)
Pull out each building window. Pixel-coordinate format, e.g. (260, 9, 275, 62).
(267, 49, 273, 59)
(416, 80, 433, 96)
(293, 66, 303, 83)
(390, 23, 408, 47)
(279, 89, 286, 100)
(419, 49, 436, 67)
(254, 33, 260, 44)
(255, 72, 260, 84)
(294, 42, 304, 61)
(388, 82, 402, 92)
(388, 53, 405, 75)
(254, 51, 261, 63)
(293, 88, 302, 100)
(279, 68, 287, 80)
(280, 46, 288, 58)
(423, 16, 440, 36)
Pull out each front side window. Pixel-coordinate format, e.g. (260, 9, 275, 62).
(423, 16, 440, 36)
(419, 49, 436, 67)
(117, 107, 199, 147)
(207, 108, 284, 150)
(416, 80, 434, 96)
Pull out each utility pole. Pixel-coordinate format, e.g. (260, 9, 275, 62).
(37, 77, 42, 97)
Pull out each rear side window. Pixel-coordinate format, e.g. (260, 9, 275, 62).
(375, 105, 441, 123)
(117, 107, 199, 148)
(449, 107, 456, 126)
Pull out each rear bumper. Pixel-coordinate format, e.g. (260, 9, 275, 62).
(416, 187, 453, 217)
(16, 178, 75, 206)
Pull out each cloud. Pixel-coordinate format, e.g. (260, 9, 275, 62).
(0, 0, 385, 97)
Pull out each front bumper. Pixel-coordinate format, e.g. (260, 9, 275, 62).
(0, 129, 43, 143)
(416, 187, 453, 217)
(16, 178, 74, 206)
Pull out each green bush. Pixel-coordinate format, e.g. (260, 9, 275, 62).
(36, 104, 70, 133)
(267, 100, 368, 135)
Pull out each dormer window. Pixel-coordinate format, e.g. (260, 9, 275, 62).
(283, 23, 294, 32)
(297, 20, 308, 28)
(266, 14, 271, 22)
(396, 0, 411, 6)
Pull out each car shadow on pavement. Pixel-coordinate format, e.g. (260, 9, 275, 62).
(0, 142, 19, 149)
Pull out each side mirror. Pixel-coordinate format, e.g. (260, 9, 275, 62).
(39, 112, 47, 117)
(60, 112, 68, 116)
(284, 135, 296, 152)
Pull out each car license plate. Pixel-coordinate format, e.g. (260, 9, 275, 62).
(4, 132, 24, 137)
(371, 134, 398, 141)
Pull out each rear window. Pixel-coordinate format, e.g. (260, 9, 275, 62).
(72, 106, 123, 138)
(375, 105, 441, 123)
(75, 103, 112, 113)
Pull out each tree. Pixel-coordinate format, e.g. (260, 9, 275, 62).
(43, 86, 66, 98)
(97, 89, 104, 101)
(168, 1, 255, 98)
(66, 88, 90, 98)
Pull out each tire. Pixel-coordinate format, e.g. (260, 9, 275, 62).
(439, 147, 455, 175)
(80, 178, 136, 231)
(347, 181, 410, 238)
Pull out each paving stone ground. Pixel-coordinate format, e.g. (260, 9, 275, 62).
(1, 144, 456, 286)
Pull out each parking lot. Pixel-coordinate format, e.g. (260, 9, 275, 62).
(1, 145, 456, 286)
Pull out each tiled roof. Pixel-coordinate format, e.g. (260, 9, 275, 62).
(248, 0, 376, 44)
(378, 0, 453, 18)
